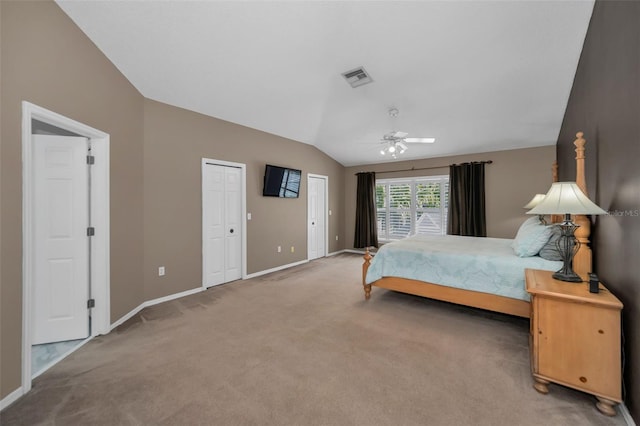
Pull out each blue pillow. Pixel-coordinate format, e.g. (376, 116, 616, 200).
(512, 217, 554, 257)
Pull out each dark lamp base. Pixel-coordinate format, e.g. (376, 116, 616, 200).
(552, 271, 583, 283)
(553, 214, 583, 283)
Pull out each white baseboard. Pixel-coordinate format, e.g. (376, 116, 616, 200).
(244, 259, 309, 279)
(145, 287, 204, 308)
(110, 301, 146, 331)
(621, 403, 636, 426)
(110, 287, 204, 331)
(0, 386, 23, 411)
(344, 249, 367, 255)
(326, 249, 346, 257)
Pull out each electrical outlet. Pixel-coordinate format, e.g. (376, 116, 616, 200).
(247, 212, 252, 220)
(336, 235, 339, 241)
(277, 246, 281, 253)
(290, 246, 295, 253)
(329, 210, 332, 216)
(158, 266, 165, 276)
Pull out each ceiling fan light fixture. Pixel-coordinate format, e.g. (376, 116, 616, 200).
(376, 108, 435, 158)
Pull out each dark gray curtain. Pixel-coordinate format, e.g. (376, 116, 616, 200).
(447, 162, 486, 237)
(354, 172, 379, 248)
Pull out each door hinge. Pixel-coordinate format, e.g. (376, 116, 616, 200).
(87, 155, 95, 165)
(87, 227, 95, 237)
(87, 299, 95, 309)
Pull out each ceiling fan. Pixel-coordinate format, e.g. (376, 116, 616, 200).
(379, 108, 435, 158)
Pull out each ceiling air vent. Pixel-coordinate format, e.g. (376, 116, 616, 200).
(342, 67, 373, 88)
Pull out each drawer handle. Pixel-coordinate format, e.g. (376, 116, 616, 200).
(580, 376, 587, 383)
(598, 329, 604, 334)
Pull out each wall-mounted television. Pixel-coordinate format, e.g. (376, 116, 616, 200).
(263, 164, 301, 198)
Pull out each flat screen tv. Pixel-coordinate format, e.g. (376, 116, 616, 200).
(263, 164, 301, 198)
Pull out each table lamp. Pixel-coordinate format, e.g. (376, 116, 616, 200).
(523, 194, 547, 224)
(527, 182, 607, 282)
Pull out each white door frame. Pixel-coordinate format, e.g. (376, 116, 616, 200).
(307, 174, 329, 259)
(21, 101, 110, 393)
(201, 158, 247, 288)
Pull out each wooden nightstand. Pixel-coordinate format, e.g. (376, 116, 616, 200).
(525, 268, 623, 416)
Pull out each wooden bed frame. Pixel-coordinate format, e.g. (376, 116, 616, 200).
(362, 132, 593, 318)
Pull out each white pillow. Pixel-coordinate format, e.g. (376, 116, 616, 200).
(512, 217, 554, 257)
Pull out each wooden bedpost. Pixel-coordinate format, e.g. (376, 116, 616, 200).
(572, 132, 593, 276)
(363, 248, 372, 299)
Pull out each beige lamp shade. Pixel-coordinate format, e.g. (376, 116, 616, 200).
(527, 182, 607, 215)
(523, 194, 546, 209)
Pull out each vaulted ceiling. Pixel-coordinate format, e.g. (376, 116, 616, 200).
(56, 0, 594, 166)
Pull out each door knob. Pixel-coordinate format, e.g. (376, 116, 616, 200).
(229, 229, 234, 234)
(312, 222, 315, 225)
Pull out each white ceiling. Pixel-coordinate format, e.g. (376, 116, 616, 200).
(56, 0, 594, 167)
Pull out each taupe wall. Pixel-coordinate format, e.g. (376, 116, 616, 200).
(0, 0, 146, 398)
(344, 146, 556, 247)
(0, 0, 346, 400)
(143, 100, 345, 299)
(556, 0, 640, 419)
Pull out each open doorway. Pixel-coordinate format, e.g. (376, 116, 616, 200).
(21, 102, 111, 392)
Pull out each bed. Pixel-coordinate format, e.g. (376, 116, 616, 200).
(362, 132, 594, 318)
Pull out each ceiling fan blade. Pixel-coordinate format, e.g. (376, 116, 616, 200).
(404, 137, 436, 143)
(391, 131, 408, 139)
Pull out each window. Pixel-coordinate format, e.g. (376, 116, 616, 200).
(376, 175, 449, 240)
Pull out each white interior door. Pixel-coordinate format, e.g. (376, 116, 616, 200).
(203, 163, 242, 287)
(308, 175, 327, 260)
(32, 135, 90, 344)
(224, 167, 242, 281)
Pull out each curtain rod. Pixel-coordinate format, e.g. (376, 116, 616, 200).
(355, 160, 492, 175)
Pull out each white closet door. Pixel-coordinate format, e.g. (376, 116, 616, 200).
(224, 166, 242, 282)
(316, 178, 326, 257)
(33, 135, 90, 344)
(203, 163, 242, 287)
(308, 176, 326, 260)
(204, 165, 225, 286)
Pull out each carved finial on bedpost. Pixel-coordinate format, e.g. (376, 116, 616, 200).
(363, 248, 372, 300)
(573, 131, 592, 278)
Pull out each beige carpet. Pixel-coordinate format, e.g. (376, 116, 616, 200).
(1, 253, 627, 425)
